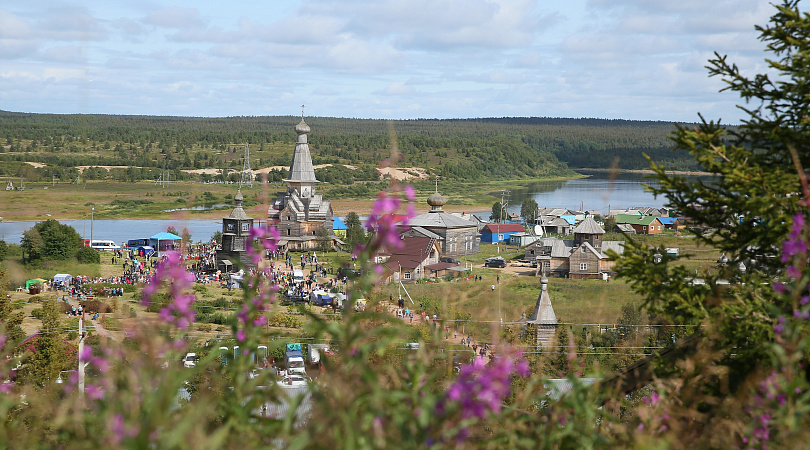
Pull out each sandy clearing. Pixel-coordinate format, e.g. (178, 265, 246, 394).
(377, 167, 430, 181)
(184, 164, 359, 176)
(75, 165, 143, 172)
(25, 162, 46, 168)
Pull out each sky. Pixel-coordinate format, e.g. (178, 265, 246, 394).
(0, 0, 776, 123)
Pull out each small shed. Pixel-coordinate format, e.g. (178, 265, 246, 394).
(508, 232, 541, 247)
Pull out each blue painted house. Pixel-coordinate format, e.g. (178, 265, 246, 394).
(480, 224, 525, 244)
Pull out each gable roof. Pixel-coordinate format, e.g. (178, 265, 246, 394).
(658, 217, 678, 225)
(572, 217, 605, 234)
(614, 223, 636, 233)
(482, 224, 525, 233)
(600, 241, 625, 258)
(406, 226, 443, 240)
(379, 236, 436, 258)
(409, 210, 477, 229)
(614, 214, 661, 226)
(332, 216, 347, 230)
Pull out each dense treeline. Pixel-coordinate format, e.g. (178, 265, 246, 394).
(0, 111, 700, 186)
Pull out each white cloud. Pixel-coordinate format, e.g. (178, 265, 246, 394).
(143, 7, 203, 29)
(0, 9, 33, 38)
(381, 81, 414, 95)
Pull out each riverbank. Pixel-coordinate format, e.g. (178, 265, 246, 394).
(0, 175, 581, 222)
(575, 168, 713, 176)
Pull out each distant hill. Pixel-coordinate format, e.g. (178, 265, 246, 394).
(0, 111, 699, 186)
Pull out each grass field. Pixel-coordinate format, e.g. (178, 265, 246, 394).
(2, 231, 721, 347)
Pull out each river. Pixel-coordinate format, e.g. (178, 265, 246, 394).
(0, 173, 690, 244)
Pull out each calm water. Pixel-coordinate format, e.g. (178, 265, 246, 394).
(503, 172, 669, 215)
(0, 173, 691, 243)
(0, 219, 223, 246)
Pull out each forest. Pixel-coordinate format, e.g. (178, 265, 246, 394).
(0, 111, 700, 187)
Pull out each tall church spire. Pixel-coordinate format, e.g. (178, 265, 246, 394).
(284, 113, 319, 187)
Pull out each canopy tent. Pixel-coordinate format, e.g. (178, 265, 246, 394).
(53, 274, 72, 284)
(25, 278, 46, 289)
(149, 232, 182, 255)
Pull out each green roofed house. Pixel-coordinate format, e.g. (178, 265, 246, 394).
(614, 214, 664, 235)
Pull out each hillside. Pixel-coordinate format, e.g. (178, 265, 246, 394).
(0, 111, 698, 191)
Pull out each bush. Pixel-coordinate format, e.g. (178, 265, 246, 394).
(267, 313, 304, 329)
(76, 246, 100, 264)
(80, 300, 112, 313)
(27, 295, 42, 303)
(129, 307, 137, 318)
(197, 324, 213, 332)
(30, 308, 44, 319)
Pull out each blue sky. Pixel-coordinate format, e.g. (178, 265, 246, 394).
(0, 0, 774, 122)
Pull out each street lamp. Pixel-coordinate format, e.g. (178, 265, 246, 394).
(55, 370, 73, 384)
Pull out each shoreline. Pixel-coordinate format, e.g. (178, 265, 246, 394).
(574, 168, 713, 176)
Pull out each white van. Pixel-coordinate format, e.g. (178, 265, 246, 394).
(292, 269, 305, 284)
(89, 240, 121, 251)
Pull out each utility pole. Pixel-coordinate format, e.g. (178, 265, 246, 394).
(500, 190, 510, 223)
(78, 313, 85, 396)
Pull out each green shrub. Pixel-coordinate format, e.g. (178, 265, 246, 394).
(76, 246, 101, 264)
(30, 308, 44, 319)
(267, 313, 304, 329)
(197, 324, 213, 332)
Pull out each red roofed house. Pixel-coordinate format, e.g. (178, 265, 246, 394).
(480, 224, 526, 244)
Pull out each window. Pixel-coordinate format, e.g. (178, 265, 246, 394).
(241, 223, 249, 231)
(581, 247, 586, 253)
(542, 261, 550, 269)
(580, 263, 588, 271)
(287, 229, 291, 236)
(643, 226, 647, 231)
(404, 271, 412, 280)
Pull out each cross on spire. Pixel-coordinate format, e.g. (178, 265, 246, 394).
(435, 175, 439, 193)
(301, 104, 305, 118)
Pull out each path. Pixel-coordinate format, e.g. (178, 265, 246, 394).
(61, 294, 121, 342)
(383, 299, 491, 362)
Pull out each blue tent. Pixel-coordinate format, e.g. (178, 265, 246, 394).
(150, 232, 182, 240)
(149, 232, 182, 254)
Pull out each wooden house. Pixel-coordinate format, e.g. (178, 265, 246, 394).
(614, 214, 664, 235)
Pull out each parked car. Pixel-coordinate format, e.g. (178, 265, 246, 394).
(440, 257, 461, 265)
(182, 352, 199, 368)
(278, 374, 309, 387)
(485, 257, 506, 268)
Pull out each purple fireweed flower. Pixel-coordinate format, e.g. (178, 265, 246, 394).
(141, 252, 197, 329)
(782, 214, 808, 263)
(109, 414, 139, 445)
(246, 226, 280, 265)
(442, 349, 529, 420)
